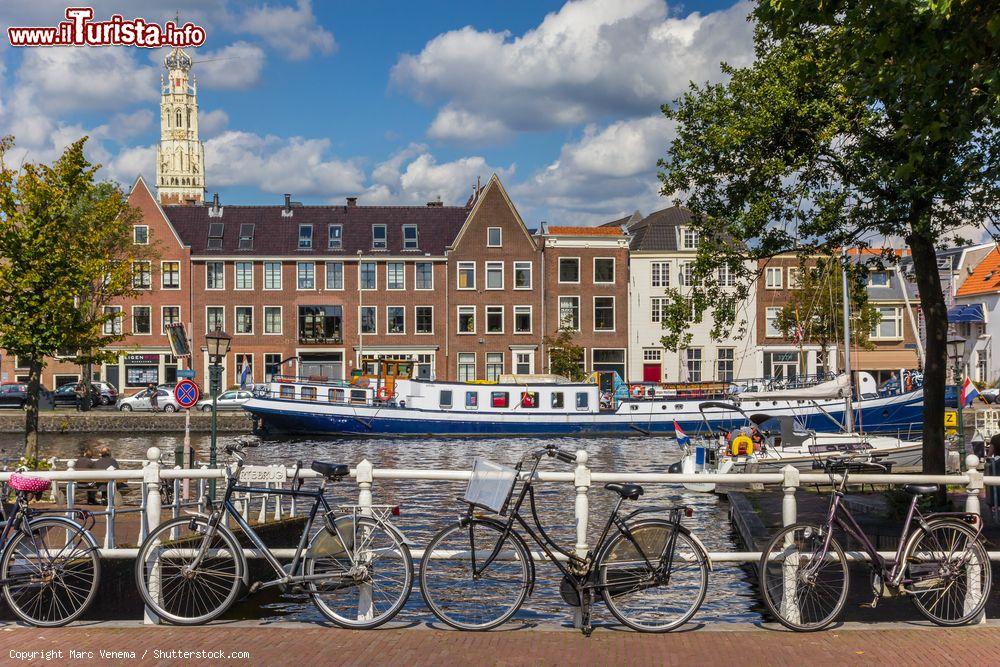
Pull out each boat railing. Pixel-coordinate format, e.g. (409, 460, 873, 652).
(256, 381, 376, 406)
(5, 446, 996, 627)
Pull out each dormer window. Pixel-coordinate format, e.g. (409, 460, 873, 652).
(680, 227, 699, 250)
(298, 224, 313, 249)
(868, 271, 891, 287)
(328, 224, 343, 249)
(487, 227, 502, 247)
(372, 225, 387, 249)
(403, 225, 418, 250)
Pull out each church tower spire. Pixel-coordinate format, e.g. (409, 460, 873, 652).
(156, 46, 205, 205)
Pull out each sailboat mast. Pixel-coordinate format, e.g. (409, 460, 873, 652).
(840, 249, 855, 432)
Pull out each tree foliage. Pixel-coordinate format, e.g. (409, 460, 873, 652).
(0, 136, 148, 459)
(658, 1, 1000, 473)
(544, 325, 586, 382)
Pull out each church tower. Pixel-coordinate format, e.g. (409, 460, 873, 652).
(156, 47, 205, 205)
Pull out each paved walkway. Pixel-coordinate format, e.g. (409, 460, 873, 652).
(2, 621, 998, 666)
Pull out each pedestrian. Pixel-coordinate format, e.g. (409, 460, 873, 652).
(96, 446, 123, 503)
(73, 446, 98, 504)
(148, 383, 159, 412)
(74, 382, 86, 411)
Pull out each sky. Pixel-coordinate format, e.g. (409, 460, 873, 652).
(0, 0, 755, 226)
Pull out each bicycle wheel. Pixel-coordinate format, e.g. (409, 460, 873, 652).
(905, 519, 992, 626)
(135, 516, 244, 625)
(598, 519, 708, 632)
(1, 517, 100, 627)
(759, 522, 848, 631)
(419, 519, 530, 630)
(304, 516, 413, 629)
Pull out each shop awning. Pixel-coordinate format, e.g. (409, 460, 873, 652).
(947, 303, 984, 323)
(848, 349, 920, 371)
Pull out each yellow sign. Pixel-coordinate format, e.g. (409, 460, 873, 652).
(944, 410, 957, 432)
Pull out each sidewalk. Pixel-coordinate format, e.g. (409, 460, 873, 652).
(2, 621, 998, 666)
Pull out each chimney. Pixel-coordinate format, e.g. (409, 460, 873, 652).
(213, 193, 220, 208)
(282, 193, 293, 218)
(208, 192, 223, 218)
(427, 196, 443, 207)
(346, 197, 358, 207)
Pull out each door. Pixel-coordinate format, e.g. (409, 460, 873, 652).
(643, 363, 662, 382)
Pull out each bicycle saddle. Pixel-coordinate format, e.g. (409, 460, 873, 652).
(903, 483, 939, 495)
(311, 461, 349, 478)
(605, 482, 643, 500)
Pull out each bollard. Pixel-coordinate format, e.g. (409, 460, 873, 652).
(572, 449, 591, 630)
(964, 454, 983, 516)
(143, 446, 163, 625)
(355, 459, 374, 622)
(781, 465, 799, 527)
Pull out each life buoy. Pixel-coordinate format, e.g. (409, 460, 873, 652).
(376, 386, 393, 402)
(730, 434, 755, 456)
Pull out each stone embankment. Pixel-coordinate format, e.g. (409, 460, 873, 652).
(0, 411, 251, 433)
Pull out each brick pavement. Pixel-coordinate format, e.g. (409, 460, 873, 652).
(1, 621, 998, 666)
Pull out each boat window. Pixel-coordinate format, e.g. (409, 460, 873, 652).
(279, 385, 295, 399)
(552, 392, 564, 409)
(576, 392, 589, 410)
(521, 391, 539, 409)
(631, 404, 639, 411)
(301, 387, 317, 401)
(329, 388, 345, 403)
(466, 392, 479, 409)
(350, 389, 367, 404)
(491, 392, 509, 408)
(439, 390, 453, 409)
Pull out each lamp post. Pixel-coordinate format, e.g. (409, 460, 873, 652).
(947, 335, 967, 467)
(205, 329, 232, 498)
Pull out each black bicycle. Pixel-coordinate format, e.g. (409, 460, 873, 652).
(419, 444, 710, 634)
(135, 441, 413, 628)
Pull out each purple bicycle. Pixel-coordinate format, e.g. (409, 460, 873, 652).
(759, 457, 992, 631)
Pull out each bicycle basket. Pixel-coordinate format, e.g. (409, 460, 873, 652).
(463, 458, 517, 513)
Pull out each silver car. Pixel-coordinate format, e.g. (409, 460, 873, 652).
(196, 389, 252, 412)
(117, 388, 181, 412)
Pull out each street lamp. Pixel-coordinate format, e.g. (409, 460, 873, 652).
(206, 329, 232, 498)
(947, 334, 967, 466)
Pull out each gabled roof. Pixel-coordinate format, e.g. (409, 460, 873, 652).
(627, 205, 695, 252)
(449, 173, 537, 251)
(956, 246, 1000, 297)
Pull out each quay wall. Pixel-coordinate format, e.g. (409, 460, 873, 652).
(0, 412, 251, 434)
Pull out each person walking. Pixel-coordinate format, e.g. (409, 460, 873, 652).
(74, 382, 86, 411)
(148, 383, 159, 412)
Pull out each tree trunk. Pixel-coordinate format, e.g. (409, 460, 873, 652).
(907, 232, 947, 476)
(81, 359, 93, 412)
(23, 358, 43, 467)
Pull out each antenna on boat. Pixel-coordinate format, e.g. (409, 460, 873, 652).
(840, 248, 855, 432)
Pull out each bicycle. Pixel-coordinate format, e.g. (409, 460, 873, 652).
(759, 456, 992, 631)
(0, 471, 101, 626)
(419, 444, 711, 635)
(134, 441, 413, 628)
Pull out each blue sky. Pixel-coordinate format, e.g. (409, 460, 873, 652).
(0, 1, 754, 224)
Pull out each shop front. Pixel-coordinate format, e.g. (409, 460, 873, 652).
(106, 350, 178, 391)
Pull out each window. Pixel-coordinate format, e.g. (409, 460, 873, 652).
(360, 262, 376, 290)
(161, 306, 180, 333)
(439, 390, 453, 409)
(686, 348, 703, 382)
(235, 261, 253, 290)
(576, 392, 589, 410)
(133, 226, 148, 245)
(868, 271, 891, 287)
(297, 262, 315, 289)
(207, 222, 224, 250)
(415, 262, 433, 289)
(486, 261, 504, 290)
(359, 306, 376, 334)
(387, 262, 405, 290)
(132, 306, 151, 335)
(457, 262, 476, 289)
(326, 262, 344, 290)
(238, 223, 254, 250)
(328, 224, 343, 249)
(643, 349, 662, 361)
(103, 306, 122, 335)
(486, 306, 504, 333)
(717, 348, 734, 382)
(787, 267, 803, 289)
(559, 257, 580, 283)
(372, 224, 387, 249)
(486, 354, 504, 382)
(513, 261, 532, 289)
(491, 390, 509, 408)
(515, 351, 534, 374)
(206, 306, 224, 333)
(298, 306, 342, 342)
(520, 391, 539, 408)
(514, 306, 532, 334)
(681, 227, 699, 249)
(651, 297, 669, 323)
(465, 391, 479, 409)
(559, 296, 580, 330)
(132, 261, 151, 289)
(651, 262, 670, 288)
(594, 297, 615, 331)
(387, 306, 405, 334)
(264, 353, 282, 380)
(679, 262, 698, 287)
(718, 264, 736, 287)
(160, 261, 180, 289)
(264, 262, 282, 290)
(765, 266, 783, 289)
(872, 306, 903, 339)
(298, 224, 313, 249)
(594, 258, 615, 284)
(552, 392, 565, 409)
(457, 306, 476, 333)
(235, 306, 253, 334)
(301, 386, 316, 401)
(487, 227, 502, 247)
(765, 306, 783, 338)
(206, 261, 224, 290)
(264, 307, 282, 334)
(458, 353, 476, 382)
(403, 225, 418, 250)
(416, 306, 433, 334)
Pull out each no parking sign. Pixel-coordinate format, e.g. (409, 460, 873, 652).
(174, 379, 201, 410)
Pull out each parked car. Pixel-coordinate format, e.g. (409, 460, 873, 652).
(979, 387, 999, 404)
(195, 389, 252, 412)
(117, 388, 180, 412)
(52, 383, 100, 409)
(92, 381, 118, 406)
(0, 383, 29, 409)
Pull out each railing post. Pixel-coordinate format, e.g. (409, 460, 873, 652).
(779, 464, 801, 625)
(104, 467, 117, 550)
(143, 446, 162, 625)
(197, 463, 209, 513)
(356, 459, 373, 510)
(781, 465, 799, 527)
(964, 454, 983, 516)
(355, 459, 374, 622)
(65, 459, 76, 518)
(572, 449, 591, 630)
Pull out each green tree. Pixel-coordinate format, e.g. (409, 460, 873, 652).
(0, 136, 145, 460)
(544, 325, 586, 381)
(658, 1, 1000, 474)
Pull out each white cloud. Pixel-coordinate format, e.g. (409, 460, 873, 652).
(365, 144, 513, 205)
(199, 109, 230, 138)
(16, 48, 157, 113)
(240, 0, 335, 61)
(392, 0, 753, 141)
(188, 42, 266, 90)
(105, 144, 156, 186)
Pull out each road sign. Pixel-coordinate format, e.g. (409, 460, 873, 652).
(177, 369, 196, 379)
(174, 379, 201, 410)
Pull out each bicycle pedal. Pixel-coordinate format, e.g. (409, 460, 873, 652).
(859, 599, 879, 609)
(248, 581, 263, 594)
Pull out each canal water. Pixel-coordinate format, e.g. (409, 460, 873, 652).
(0, 431, 762, 626)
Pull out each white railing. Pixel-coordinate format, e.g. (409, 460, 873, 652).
(2, 447, 998, 625)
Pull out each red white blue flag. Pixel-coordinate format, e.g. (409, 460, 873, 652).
(961, 376, 980, 407)
(674, 421, 690, 446)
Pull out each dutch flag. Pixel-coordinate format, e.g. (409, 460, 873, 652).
(961, 376, 980, 407)
(674, 421, 690, 447)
